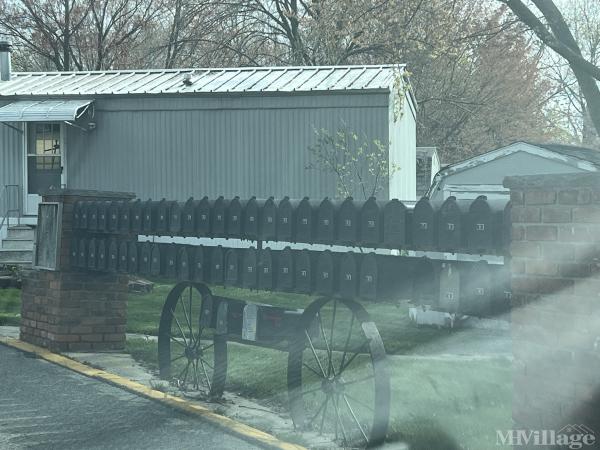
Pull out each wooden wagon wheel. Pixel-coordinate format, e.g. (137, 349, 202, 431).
(158, 282, 227, 398)
(287, 297, 390, 448)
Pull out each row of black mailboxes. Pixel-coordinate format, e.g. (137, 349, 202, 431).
(72, 195, 510, 254)
(71, 239, 509, 311)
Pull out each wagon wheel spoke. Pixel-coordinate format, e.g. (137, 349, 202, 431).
(341, 374, 375, 387)
(343, 394, 369, 444)
(332, 394, 349, 445)
(201, 343, 214, 352)
(339, 340, 369, 375)
(343, 393, 375, 413)
(178, 360, 191, 386)
(319, 398, 329, 435)
(302, 362, 323, 378)
(317, 312, 334, 377)
(169, 334, 186, 348)
(305, 330, 327, 377)
(192, 359, 200, 390)
(338, 314, 355, 372)
(307, 394, 330, 428)
(171, 354, 186, 364)
(200, 357, 214, 371)
(199, 358, 212, 391)
(170, 308, 189, 347)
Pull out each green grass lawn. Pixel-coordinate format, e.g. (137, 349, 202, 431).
(0, 288, 21, 326)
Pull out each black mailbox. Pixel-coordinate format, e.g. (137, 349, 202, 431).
(359, 252, 378, 301)
(227, 196, 243, 238)
(316, 250, 336, 296)
(276, 196, 293, 242)
(177, 246, 191, 281)
(294, 197, 315, 243)
(169, 202, 183, 235)
(117, 240, 128, 273)
(225, 248, 241, 286)
(97, 201, 108, 232)
(466, 195, 493, 254)
(411, 197, 435, 250)
(275, 246, 294, 292)
(154, 199, 170, 235)
(438, 262, 460, 313)
(139, 241, 152, 275)
(107, 239, 119, 272)
(79, 202, 89, 230)
(119, 201, 131, 233)
(195, 196, 211, 236)
(260, 197, 277, 241)
(130, 199, 143, 233)
(150, 243, 162, 277)
(383, 199, 407, 247)
(295, 249, 314, 294)
(460, 261, 492, 317)
(498, 202, 511, 254)
(87, 238, 97, 270)
(73, 201, 82, 230)
(77, 238, 87, 268)
(108, 201, 120, 232)
(242, 247, 258, 289)
(359, 253, 407, 301)
(142, 199, 154, 235)
(96, 239, 107, 271)
(164, 243, 178, 279)
(339, 252, 358, 299)
(437, 196, 465, 252)
(181, 198, 196, 235)
(317, 197, 336, 244)
(192, 245, 206, 282)
(87, 202, 98, 232)
(337, 197, 358, 245)
(491, 264, 511, 314)
(258, 248, 273, 291)
(211, 197, 226, 238)
(128, 241, 139, 274)
(360, 197, 382, 246)
(412, 257, 438, 305)
(243, 196, 259, 240)
(210, 245, 225, 284)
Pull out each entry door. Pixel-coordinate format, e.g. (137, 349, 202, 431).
(25, 122, 65, 215)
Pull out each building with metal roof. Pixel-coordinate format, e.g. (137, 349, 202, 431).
(0, 41, 416, 242)
(427, 141, 600, 201)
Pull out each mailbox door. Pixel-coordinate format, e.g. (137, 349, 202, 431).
(77, 238, 87, 268)
(461, 261, 492, 317)
(294, 197, 314, 243)
(210, 245, 225, 284)
(317, 198, 335, 244)
(130, 199, 143, 233)
(438, 262, 460, 313)
(70, 239, 79, 268)
(182, 198, 196, 235)
(491, 265, 511, 314)
(118, 241, 128, 273)
(275, 247, 294, 291)
(97, 239, 107, 271)
(164, 243, 178, 279)
(87, 202, 98, 231)
(139, 241, 152, 275)
(225, 248, 241, 286)
(276, 196, 293, 241)
(195, 197, 211, 236)
(258, 248, 273, 291)
(295, 249, 313, 294)
(79, 202, 89, 230)
(128, 241, 139, 274)
(107, 239, 118, 272)
(438, 196, 462, 252)
(72, 201, 82, 230)
(142, 200, 154, 234)
(467, 196, 493, 253)
(242, 247, 258, 289)
(336, 197, 358, 244)
(339, 252, 358, 299)
(359, 253, 378, 301)
(411, 198, 435, 250)
(155, 199, 169, 234)
(211, 197, 226, 237)
(316, 250, 335, 296)
(260, 197, 277, 241)
(150, 244, 162, 276)
(177, 246, 191, 281)
(108, 201, 119, 232)
(87, 238, 97, 270)
(226, 196, 243, 238)
(412, 257, 437, 305)
(243, 197, 259, 240)
(169, 202, 183, 235)
(192, 245, 206, 282)
(97, 201, 108, 232)
(360, 197, 382, 246)
(119, 201, 131, 233)
(383, 199, 407, 247)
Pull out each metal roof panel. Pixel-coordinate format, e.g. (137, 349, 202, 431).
(0, 99, 94, 121)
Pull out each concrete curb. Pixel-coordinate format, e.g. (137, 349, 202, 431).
(0, 336, 306, 450)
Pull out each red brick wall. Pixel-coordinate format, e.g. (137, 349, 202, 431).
(505, 173, 600, 432)
(20, 189, 134, 352)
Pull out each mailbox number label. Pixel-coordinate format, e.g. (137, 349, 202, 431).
(476, 223, 485, 231)
(447, 223, 455, 231)
(322, 272, 329, 279)
(282, 217, 288, 224)
(419, 222, 428, 229)
(365, 275, 373, 282)
(367, 220, 375, 228)
(267, 216, 273, 223)
(301, 270, 308, 277)
(302, 218, 308, 225)
(247, 266, 253, 273)
(476, 287, 485, 295)
(345, 274, 352, 281)
(323, 219, 330, 226)
(282, 267, 289, 274)
(345, 219, 352, 227)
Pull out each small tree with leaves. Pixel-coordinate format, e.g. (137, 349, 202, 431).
(307, 124, 397, 200)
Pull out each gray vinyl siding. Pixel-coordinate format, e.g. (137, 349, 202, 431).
(0, 99, 23, 215)
(65, 93, 390, 201)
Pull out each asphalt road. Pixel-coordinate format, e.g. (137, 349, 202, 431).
(0, 344, 261, 450)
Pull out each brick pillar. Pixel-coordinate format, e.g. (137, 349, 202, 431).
(504, 173, 600, 433)
(20, 189, 135, 352)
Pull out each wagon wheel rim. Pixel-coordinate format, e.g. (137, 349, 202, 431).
(288, 297, 390, 448)
(158, 282, 227, 398)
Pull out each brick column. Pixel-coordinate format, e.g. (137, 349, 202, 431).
(504, 173, 600, 432)
(20, 189, 135, 352)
